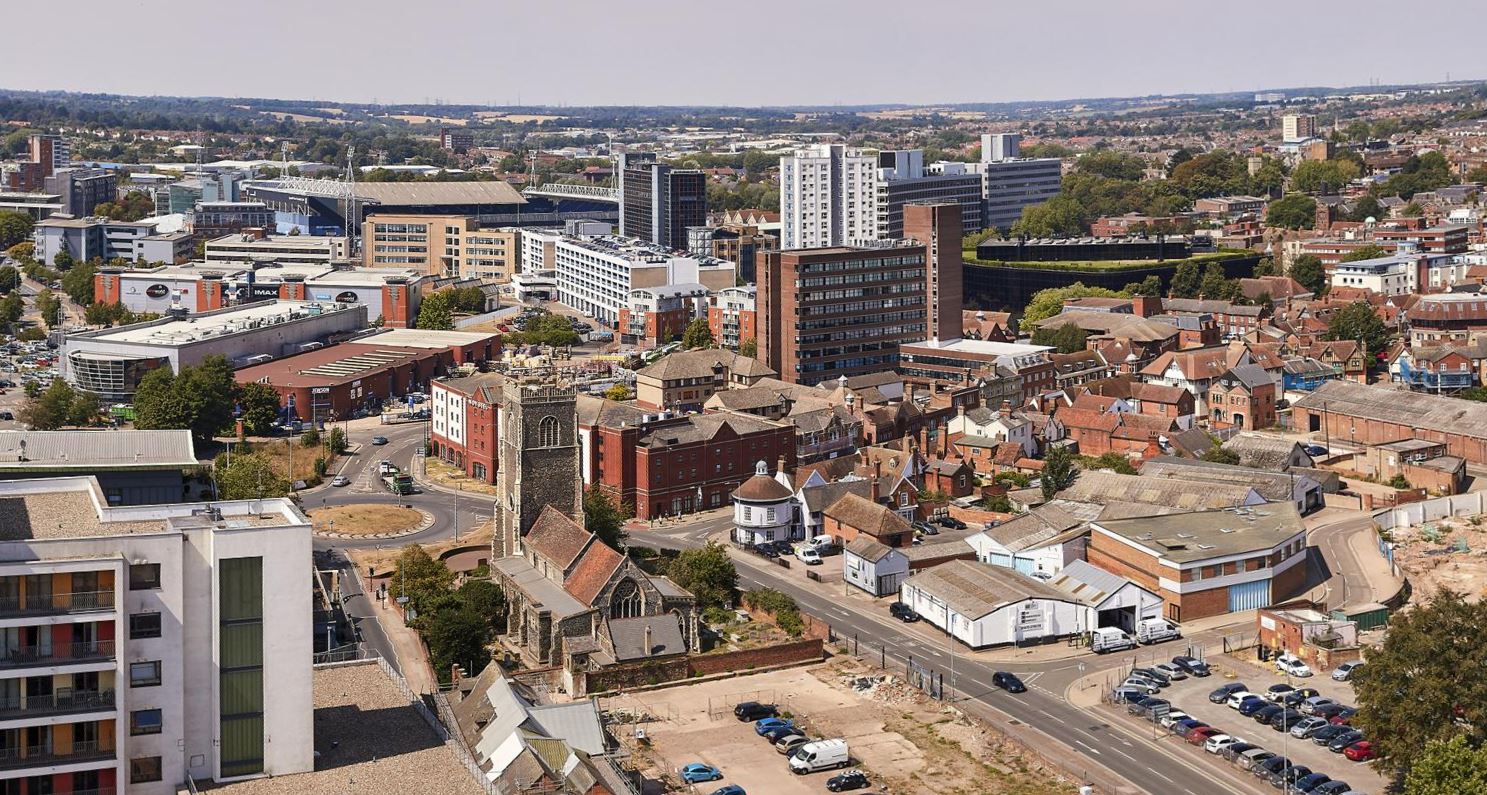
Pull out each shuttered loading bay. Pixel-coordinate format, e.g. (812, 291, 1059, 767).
(220, 557, 265, 778)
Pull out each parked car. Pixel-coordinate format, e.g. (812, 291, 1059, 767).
(1210, 682, 1248, 703)
(1173, 656, 1212, 677)
(1120, 679, 1161, 696)
(1314, 781, 1353, 795)
(934, 516, 966, 529)
(1331, 661, 1363, 681)
(1253, 756, 1290, 778)
(1265, 683, 1296, 702)
(1222, 741, 1258, 762)
(710, 787, 745, 795)
(1290, 717, 1330, 738)
(1328, 707, 1358, 726)
(795, 546, 823, 565)
(734, 701, 776, 721)
(1238, 697, 1272, 717)
(913, 521, 939, 536)
(754, 717, 792, 736)
(1253, 704, 1285, 724)
(1238, 749, 1276, 772)
(1269, 764, 1313, 790)
(1158, 710, 1188, 729)
(1344, 740, 1375, 762)
(1301, 696, 1336, 716)
(680, 763, 723, 784)
(825, 770, 871, 792)
(1203, 734, 1239, 754)
(1173, 720, 1209, 739)
(762, 724, 799, 742)
(1227, 691, 1262, 709)
(1312, 703, 1349, 721)
(1129, 697, 1167, 717)
(992, 672, 1027, 693)
(1282, 688, 1321, 708)
(1113, 688, 1148, 704)
(1153, 662, 1188, 681)
(888, 602, 919, 622)
(1186, 726, 1221, 745)
(1276, 654, 1313, 677)
(1328, 730, 1365, 753)
(1270, 708, 1304, 732)
(1292, 773, 1333, 793)
(775, 733, 810, 754)
(1310, 724, 1351, 745)
(1130, 667, 1170, 686)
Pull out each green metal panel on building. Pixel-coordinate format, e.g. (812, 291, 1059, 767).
(1331, 602, 1389, 631)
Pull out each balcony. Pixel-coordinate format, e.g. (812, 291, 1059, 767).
(0, 591, 114, 618)
(0, 642, 116, 670)
(0, 690, 115, 719)
(0, 740, 115, 771)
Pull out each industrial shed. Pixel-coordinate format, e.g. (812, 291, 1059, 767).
(1046, 560, 1163, 633)
(898, 560, 1093, 649)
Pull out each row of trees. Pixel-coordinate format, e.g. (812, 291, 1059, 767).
(389, 546, 506, 685)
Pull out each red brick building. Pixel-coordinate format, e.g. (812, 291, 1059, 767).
(577, 396, 795, 519)
(708, 286, 757, 350)
(618, 284, 708, 348)
(430, 372, 506, 482)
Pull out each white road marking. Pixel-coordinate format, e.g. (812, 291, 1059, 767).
(1073, 740, 1101, 756)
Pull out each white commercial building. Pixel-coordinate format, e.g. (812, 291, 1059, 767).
(203, 233, 349, 266)
(0, 476, 313, 793)
(780, 143, 880, 249)
(898, 560, 1093, 649)
(549, 233, 734, 327)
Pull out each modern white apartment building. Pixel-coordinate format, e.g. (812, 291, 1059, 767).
(550, 233, 735, 327)
(779, 143, 880, 249)
(1282, 114, 1317, 143)
(203, 233, 349, 267)
(0, 476, 313, 794)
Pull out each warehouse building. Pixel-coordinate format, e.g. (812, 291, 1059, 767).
(1046, 560, 1163, 634)
(1293, 380, 1487, 465)
(898, 560, 1094, 649)
(1086, 504, 1308, 622)
(0, 429, 198, 505)
(63, 301, 367, 400)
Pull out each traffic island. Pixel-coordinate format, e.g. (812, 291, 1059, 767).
(309, 503, 432, 539)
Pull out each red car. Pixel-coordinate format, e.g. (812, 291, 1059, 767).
(1344, 741, 1375, 761)
(1187, 726, 1221, 745)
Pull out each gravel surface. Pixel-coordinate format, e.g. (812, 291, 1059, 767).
(0, 492, 162, 540)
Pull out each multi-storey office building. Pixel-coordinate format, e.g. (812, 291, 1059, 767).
(620, 163, 706, 250)
(875, 151, 983, 238)
(548, 234, 734, 327)
(0, 476, 312, 794)
(780, 144, 880, 249)
(44, 169, 115, 217)
(204, 233, 348, 268)
(758, 241, 930, 385)
(361, 214, 518, 280)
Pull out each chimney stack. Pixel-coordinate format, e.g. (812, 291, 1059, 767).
(1000, 400, 1012, 418)
(643, 623, 654, 656)
(871, 460, 882, 503)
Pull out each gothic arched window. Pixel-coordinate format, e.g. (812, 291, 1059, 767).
(538, 415, 560, 447)
(610, 579, 643, 619)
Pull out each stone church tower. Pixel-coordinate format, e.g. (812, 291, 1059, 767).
(494, 379, 583, 558)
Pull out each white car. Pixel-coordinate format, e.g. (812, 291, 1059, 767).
(1204, 734, 1239, 754)
(1153, 663, 1188, 681)
(1120, 679, 1161, 695)
(1331, 661, 1364, 681)
(1226, 691, 1261, 709)
(1275, 654, 1313, 678)
(1159, 710, 1188, 729)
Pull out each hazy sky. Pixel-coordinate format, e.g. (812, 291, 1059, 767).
(4, 1, 1481, 107)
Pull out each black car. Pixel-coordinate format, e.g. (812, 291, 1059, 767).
(1172, 656, 1212, 677)
(934, 516, 967, 529)
(1253, 704, 1285, 724)
(992, 672, 1027, 693)
(1130, 667, 1169, 686)
(1310, 724, 1350, 745)
(1269, 764, 1313, 789)
(733, 701, 777, 722)
(1209, 682, 1248, 702)
(1265, 683, 1296, 702)
(1222, 741, 1258, 762)
(826, 771, 870, 792)
(1283, 688, 1320, 708)
(756, 544, 780, 559)
(888, 602, 920, 622)
(1270, 708, 1304, 731)
(762, 724, 798, 742)
(1328, 729, 1365, 752)
(1313, 703, 1349, 721)
(1254, 756, 1289, 778)
(1128, 697, 1168, 718)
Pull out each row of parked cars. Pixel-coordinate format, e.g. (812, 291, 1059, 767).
(693, 702, 865, 794)
(1117, 672, 1371, 794)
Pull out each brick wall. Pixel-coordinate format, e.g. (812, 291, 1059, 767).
(689, 638, 824, 677)
(1177, 584, 1231, 621)
(1086, 533, 1161, 592)
(1271, 560, 1308, 605)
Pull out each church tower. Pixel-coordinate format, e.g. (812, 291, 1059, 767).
(494, 378, 583, 558)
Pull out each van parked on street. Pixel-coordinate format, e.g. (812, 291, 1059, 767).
(788, 738, 849, 774)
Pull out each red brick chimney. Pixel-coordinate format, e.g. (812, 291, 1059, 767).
(871, 460, 881, 503)
(1000, 400, 1012, 418)
(1143, 434, 1163, 461)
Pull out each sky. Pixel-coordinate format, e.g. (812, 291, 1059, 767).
(3, 0, 1483, 108)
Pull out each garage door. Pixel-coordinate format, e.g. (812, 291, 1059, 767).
(1228, 580, 1270, 612)
(1013, 557, 1036, 575)
(988, 553, 1013, 568)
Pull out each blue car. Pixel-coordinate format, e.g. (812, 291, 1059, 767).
(680, 763, 722, 784)
(1238, 696, 1270, 716)
(711, 787, 746, 795)
(755, 717, 792, 736)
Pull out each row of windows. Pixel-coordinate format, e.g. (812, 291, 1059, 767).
(800, 296, 923, 316)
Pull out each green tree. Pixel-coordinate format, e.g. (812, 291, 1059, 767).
(666, 540, 738, 611)
(1401, 201, 1424, 218)
(1200, 445, 1240, 465)
(328, 426, 348, 454)
(1290, 159, 1361, 193)
(212, 451, 291, 500)
(0, 266, 18, 294)
(1289, 255, 1328, 296)
(1082, 452, 1137, 475)
(1265, 194, 1317, 230)
(603, 384, 632, 402)
(1349, 195, 1385, 222)
(35, 290, 62, 328)
(424, 607, 489, 684)
(1252, 257, 1277, 278)
(583, 486, 628, 550)
(681, 317, 714, 349)
(235, 381, 281, 436)
(1199, 260, 1237, 301)
(1341, 244, 1389, 263)
(19, 380, 97, 429)
(0, 212, 33, 250)
(299, 427, 321, 448)
(52, 250, 75, 271)
(1010, 196, 1086, 237)
(1404, 735, 1487, 795)
(387, 544, 456, 608)
(1031, 322, 1089, 354)
(415, 291, 454, 330)
(134, 355, 237, 442)
(456, 579, 507, 632)
(1169, 260, 1201, 299)
(738, 336, 758, 359)
(60, 259, 98, 306)
(1352, 591, 1487, 774)
(1040, 445, 1077, 500)
(506, 311, 580, 347)
(15, 327, 45, 342)
(1325, 301, 1390, 359)
(6, 242, 34, 264)
(1020, 283, 1124, 326)
(1077, 150, 1146, 181)
(1123, 275, 1164, 297)
(0, 293, 22, 327)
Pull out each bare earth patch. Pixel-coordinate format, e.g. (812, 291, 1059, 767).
(1392, 515, 1487, 603)
(423, 458, 500, 496)
(348, 521, 494, 577)
(309, 504, 423, 536)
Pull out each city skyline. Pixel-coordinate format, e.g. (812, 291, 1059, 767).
(3, 0, 1483, 108)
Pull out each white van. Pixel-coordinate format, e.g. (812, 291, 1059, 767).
(1090, 627, 1136, 654)
(788, 738, 849, 773)
(1135, 618, 1181, 645)
(794, 546, 822, 566)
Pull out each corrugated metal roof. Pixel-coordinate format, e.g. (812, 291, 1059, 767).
(1048, 559, 1137, 607)
(0, 430, 196, 469)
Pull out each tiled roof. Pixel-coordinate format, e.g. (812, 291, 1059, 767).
(902, 560, 1073, 619)
(525, 506, 593, 572)
(607, 614, 687, 661)
(823, 493, 911, 539)
(564, 542, 625, 606)
(733, 473, 794, 502)
(845, 536, 895, 562)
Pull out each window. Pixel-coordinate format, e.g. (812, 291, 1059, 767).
(538, 415, 560, 447)
(130, 612, 162, 639)
(130, 661, 161, 687)
(610, 579, 644, 619)
(129, 563, 161, 590)
(131, 709, 163, 736)
(131, 757, 163, 783)
(220, 557, 265, 778)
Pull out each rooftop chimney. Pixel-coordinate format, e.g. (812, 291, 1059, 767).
(871, 460, 882, 503)
(1000, 400, 1012, 418)
(643, 623, 654, 656)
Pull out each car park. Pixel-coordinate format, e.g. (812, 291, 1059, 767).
(680, 763, 723, 783)
(1328, 730, 1365, 752)
(1343, 741, 1375, 762)
(888, 602, 919, 622)
(1290, 717, 1330, 738)
(1331, 661, 1363, 681)
(1153, 662, 1188, 681)
(1210, 682, 1248, 702)
(1173, 656, 1212, 677)
(825, 770, 870, 791)
(992, 672, 1026, 693)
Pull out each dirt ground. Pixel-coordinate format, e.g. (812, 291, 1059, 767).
(604, 659, 1071, 795)
(347, 521, 494, 578)
(240, 438, 334, 483)
(1390, 514, 1487, 602)
(308, 504, 423, 536)
(423, 458, 499, 495)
